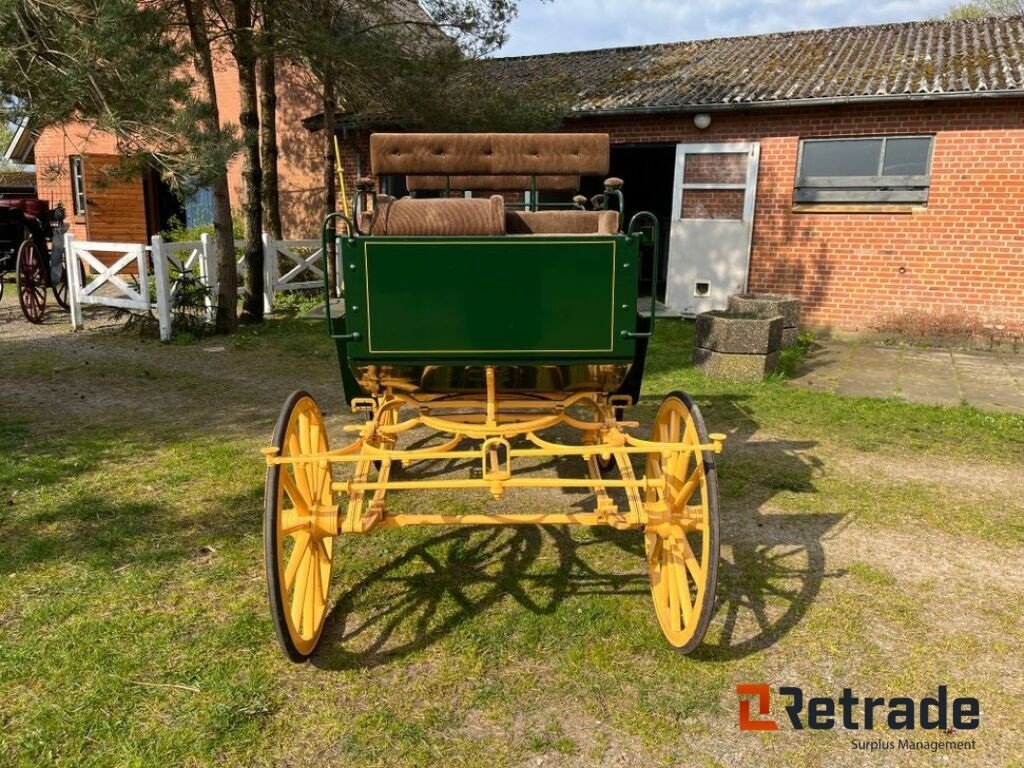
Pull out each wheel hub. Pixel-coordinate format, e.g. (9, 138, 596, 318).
(309, 501, 339, 539)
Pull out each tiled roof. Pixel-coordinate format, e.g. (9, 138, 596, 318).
(481, 17, 1024, 114)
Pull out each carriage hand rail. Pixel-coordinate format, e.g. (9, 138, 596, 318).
(621, 211, 659, 339)
(321, 211, 360, 341)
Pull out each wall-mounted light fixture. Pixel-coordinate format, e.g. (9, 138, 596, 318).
(693, 113, 712, 130)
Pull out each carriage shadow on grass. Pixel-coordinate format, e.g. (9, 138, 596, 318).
(312, 392, 847, 670)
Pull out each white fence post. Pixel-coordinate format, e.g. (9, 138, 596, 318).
(65, 232, 83, 330)
(149, 235, 173, 342)
(262, 232, 276, 313)
(199, 233, 216, 323)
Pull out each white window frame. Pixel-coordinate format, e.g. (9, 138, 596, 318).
(70, 155, 86, 214)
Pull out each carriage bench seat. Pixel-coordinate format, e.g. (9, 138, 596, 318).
(506, 210, 618, 235)
(364, 195, 619, 237)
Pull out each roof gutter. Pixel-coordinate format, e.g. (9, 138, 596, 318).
(567, 88, 1024, 118)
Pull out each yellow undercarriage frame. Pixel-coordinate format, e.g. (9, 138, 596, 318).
(262, 369, 724, 661)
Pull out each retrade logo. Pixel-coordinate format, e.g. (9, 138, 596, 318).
(736, 684, 778, 731)
(736, 684, 980, 732)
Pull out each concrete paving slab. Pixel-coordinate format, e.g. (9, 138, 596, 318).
(899, 350, 962, 406)
(789, 343, 849, 392)
(834, 345, 901, 398)
(789, 339, 1024, 414)
(954, 353, 1024, 413)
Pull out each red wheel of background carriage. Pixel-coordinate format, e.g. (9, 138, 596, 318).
(16, 237, 47, 324)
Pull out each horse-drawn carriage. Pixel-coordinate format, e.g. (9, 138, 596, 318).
(0, 198, 69, 323)
(263, 133, 724, 659)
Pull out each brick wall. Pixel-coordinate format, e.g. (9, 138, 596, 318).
(573, 99, 1024, 333)
(33, 124, 120, 241)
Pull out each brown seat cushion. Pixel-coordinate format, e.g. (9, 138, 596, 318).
(366, 195, 505, 236)
(505, 210, 619, 235)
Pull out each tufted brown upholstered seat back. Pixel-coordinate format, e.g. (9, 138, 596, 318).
(365, 195, 506, 237)
(371, 134, 609, 177)
(405, 174, 580, 193)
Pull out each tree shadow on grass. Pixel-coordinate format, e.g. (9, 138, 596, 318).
(313, 390, 845, 669)
(0, 484, 261, 574)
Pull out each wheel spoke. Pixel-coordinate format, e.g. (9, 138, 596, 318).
(287, 431, 312, 501)
(674, 465, 704, 511)
(665, 542, 682, 633)
(285, 531, 311, 594)
(290, 543, 313, 632)
(316, 539, 331, 602)
(679, 534, 705, 593)
(298, 410, 311, 455)
(303, 543, 318, 635)
(280, 468, 308, 512)
(645, 531, 662, 566)
(669, 538, 694, 628)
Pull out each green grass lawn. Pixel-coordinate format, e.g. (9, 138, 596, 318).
(1, 315, 1022, 767)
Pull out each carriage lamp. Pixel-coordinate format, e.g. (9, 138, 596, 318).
(693, 113, 712, 130)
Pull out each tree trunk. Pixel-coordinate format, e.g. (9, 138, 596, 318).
(259, 9, 282, 241)
(182, 0, 237, 333)
(322, 70, 338, 297)
(233, 0, 265, 323)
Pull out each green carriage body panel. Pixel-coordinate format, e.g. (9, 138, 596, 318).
(342, 236, 638, 362)
(328, 234, 647, 398)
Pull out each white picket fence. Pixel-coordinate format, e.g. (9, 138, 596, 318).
(65, 233, 334, 341)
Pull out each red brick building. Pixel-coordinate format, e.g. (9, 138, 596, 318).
(465, 17, 1024, 334)
(3, 55, 327, 243)
(7, 16, 1024, 334)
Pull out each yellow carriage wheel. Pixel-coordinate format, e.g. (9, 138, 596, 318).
(264, 391, 334, 662)
(644, 391, 720, 654)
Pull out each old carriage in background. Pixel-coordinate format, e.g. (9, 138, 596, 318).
(0, 198, 69, 323)
(263, 133, 725, 659)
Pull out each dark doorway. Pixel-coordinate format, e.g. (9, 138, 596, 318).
(143, 167, 186, 238)
(580, 143, 675, 301)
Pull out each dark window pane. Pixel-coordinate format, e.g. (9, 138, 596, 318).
(801, 139, 882, 177)
(882, 137, 931, 176)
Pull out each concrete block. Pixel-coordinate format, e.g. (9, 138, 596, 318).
(728, 293, 802, 329)
(781, 326, 800, 348)
(696, 311, 783, 354)
(693, 347, 781, 380)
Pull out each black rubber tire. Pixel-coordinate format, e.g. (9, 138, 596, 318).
(265, 390, 323, 663)
(658, 391, 720, 655)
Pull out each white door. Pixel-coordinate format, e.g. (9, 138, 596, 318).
(665, 142, 760, 316)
